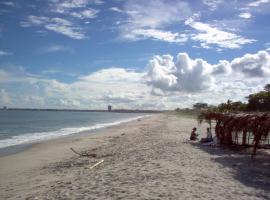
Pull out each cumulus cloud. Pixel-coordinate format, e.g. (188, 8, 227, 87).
(147, 53, 214, 92)
(231, 50, 270, 77)
(0, 67, 154, 109)
(147, 50, 270, 93)
(1, 51, 270, 109)
(185, 18, 255, 49)
(212, 60, 231, 75)
(147, 55, 178, 91)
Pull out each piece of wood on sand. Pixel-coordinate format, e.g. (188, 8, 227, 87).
(70, 147, 97, 157)
(90, 160, 104, 169)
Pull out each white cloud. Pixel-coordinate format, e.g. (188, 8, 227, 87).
(1, 1, 15, 6)
(109, 7, 124, 13)
(265, 42, 270, 51)
(239, 12, 252, 19)
(70, 8, 98, 19)
(49, 0, 102, 13)
(0, 89, 11, 105)
(0, 50, 12, 56)
(147, 55, 178, 92)
(1, 51, 270, 109)
(118, 0, 192, 43)
(47, 0, 100, 22)
(23, 95, 45, 106)
(21, 16, 86, 39)
(231, 50, 270, 77)
(212, 60, 231, 75)
(147, 53, 214, 92)
(0, 67, 155, 109)
(122, 28, 188, 43)
(122, 0, 191, 29)
(239, 0, 270, 17)
(0, 69, 19, 82)
(203, 0, 223, 11)
(39, 44, 73, 53)
(41, 69, 62, 75)
(20, 0, 101, 39)
(247, 0, 270, 7)
(79, 68, 144, 83)
(185, 18, 256, 49)
(45, 17, 85, 39)
(147, 50, 270, 93)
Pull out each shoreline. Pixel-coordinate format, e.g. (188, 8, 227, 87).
(0, 114, 269, 200)
(0, 114, 155, 176)
(0, 114, 149, 157)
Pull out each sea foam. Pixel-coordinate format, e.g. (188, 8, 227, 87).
(0, 115, 146, 149)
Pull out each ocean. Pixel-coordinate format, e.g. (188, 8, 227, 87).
(0, 110, 146, 150)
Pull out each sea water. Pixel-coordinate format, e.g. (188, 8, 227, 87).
(0, 110, 146, 150)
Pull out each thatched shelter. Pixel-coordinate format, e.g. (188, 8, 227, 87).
(198, 112, 270, 157)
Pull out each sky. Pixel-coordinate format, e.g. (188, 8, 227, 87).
(0, 0, 270, 110)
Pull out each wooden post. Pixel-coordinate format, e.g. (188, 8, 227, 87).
(252, 139, 260, 159)
(242, 130, 247, 146)
(252, 131, 263, 159)
(247, 132, 250, 145)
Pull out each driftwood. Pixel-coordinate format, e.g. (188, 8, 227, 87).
(70, 147, 97, 157)
(90, 160, 104, 169)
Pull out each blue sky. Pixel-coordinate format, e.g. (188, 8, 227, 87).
(0, 0, 270, 109)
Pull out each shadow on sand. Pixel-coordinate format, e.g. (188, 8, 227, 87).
(190, 142, 270, 193)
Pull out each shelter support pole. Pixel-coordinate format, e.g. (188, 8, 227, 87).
(252, 139, 259, 159)
(242, 130, 247, 146)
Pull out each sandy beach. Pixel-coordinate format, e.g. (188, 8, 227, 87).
(0, 114, 269, 200)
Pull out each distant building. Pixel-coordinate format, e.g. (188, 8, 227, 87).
(108, 105, 112, 112)
(3, 106, 7, 110)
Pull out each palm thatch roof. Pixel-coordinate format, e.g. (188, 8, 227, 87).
(198, 112, 270, 157)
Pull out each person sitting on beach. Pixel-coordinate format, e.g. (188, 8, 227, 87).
(201, 135, 219, 146)
(190, 127, 198, 141)
(200, 128, 213, 143)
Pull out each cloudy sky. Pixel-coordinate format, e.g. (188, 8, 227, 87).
(0, 0, 270, 109)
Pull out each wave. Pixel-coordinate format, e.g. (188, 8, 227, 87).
(0, 115, 147, 149)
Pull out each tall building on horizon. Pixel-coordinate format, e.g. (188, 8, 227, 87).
(108, 105, 112, 112)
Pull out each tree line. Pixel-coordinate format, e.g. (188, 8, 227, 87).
(193, 83, 270, 112)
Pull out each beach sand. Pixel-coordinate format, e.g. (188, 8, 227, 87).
(0, 114, 269, 199)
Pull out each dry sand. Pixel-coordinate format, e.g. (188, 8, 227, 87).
(0, 114, 269, 200)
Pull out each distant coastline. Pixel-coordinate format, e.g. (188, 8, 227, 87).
(0, 107, 163, 113)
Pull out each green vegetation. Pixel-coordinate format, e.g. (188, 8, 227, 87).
(174, 83, 270, 115)
(246, 84, 270, 111)
(172, 108, 198, 119)
(204, 83, 270, 112)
